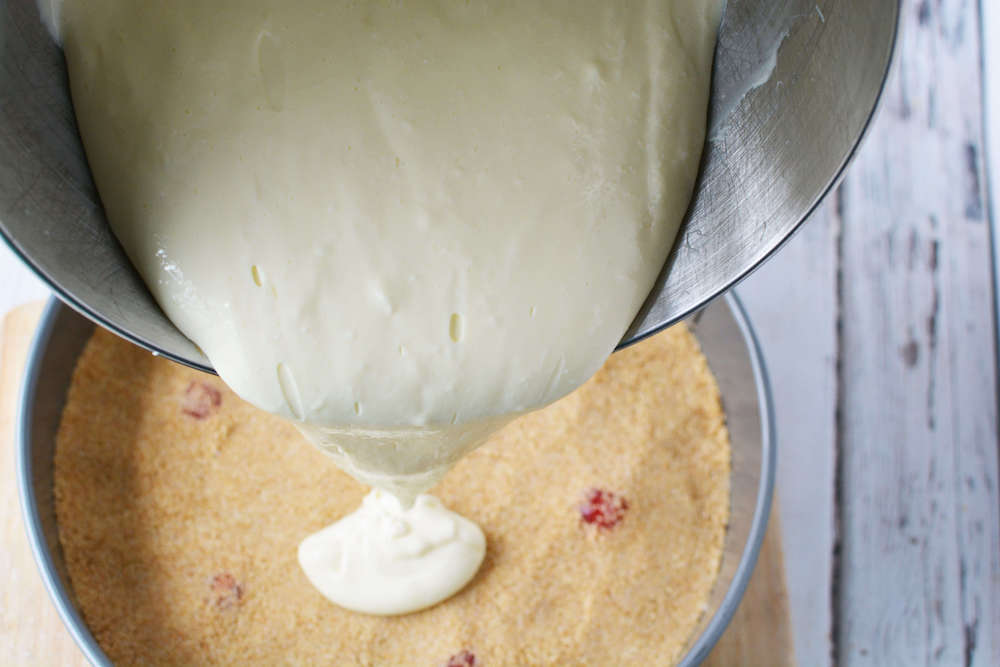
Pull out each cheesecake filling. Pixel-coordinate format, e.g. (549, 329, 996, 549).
(298, 490, 486, 616)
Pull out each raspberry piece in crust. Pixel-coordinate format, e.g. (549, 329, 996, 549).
(183, 381, 222, 419)
(579, 488, 628, 530)
(444, 649, 479, 667)
(209, 572, 243, 610)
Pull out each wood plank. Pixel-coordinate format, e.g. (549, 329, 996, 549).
(0, 302, 87, 667)
(984, 0, 1000, 395)
(739, 202, 840, 667)
(835, 1, 1000, 664)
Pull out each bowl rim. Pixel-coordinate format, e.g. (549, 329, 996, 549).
(15, 297, 108, 664)
(17, 292, 776, 666)
(0, 235, 215, 374)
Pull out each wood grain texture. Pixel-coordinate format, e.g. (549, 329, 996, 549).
(0, 302, 87, 667)
(986, 1, 1000, 367)
(835, 1, 1000, 665)
(739, 205, 840, 667)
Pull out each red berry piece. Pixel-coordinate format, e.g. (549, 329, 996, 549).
(183, 381, 222, 419)
(209, 572, 243, 609)
(444, 650, 479, 667)
(579, 488, 628, 530)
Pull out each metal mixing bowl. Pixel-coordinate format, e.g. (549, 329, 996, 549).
(17, 293, 774, 666)
(0, 0, 898, 370)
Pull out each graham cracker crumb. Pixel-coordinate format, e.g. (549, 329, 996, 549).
(54, 324, 730, 665)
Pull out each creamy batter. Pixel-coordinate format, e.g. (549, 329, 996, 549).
(298, 490, 486, 615)
(53, 1, 722, 614)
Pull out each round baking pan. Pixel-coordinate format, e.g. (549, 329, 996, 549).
(17, 293, 775, 666)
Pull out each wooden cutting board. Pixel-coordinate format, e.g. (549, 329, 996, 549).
(0, 303, 794, 666)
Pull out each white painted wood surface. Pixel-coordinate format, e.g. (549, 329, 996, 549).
(739, 194, 840, 665)
(837, 0, 999, 662)
(985, 0, 1000, 375)
(0, 245, 50, 315)
(741, 0, 1000, 665)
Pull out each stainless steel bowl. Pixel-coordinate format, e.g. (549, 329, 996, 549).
(0, 0, 898, 370)
(17, 293, 775, 666)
